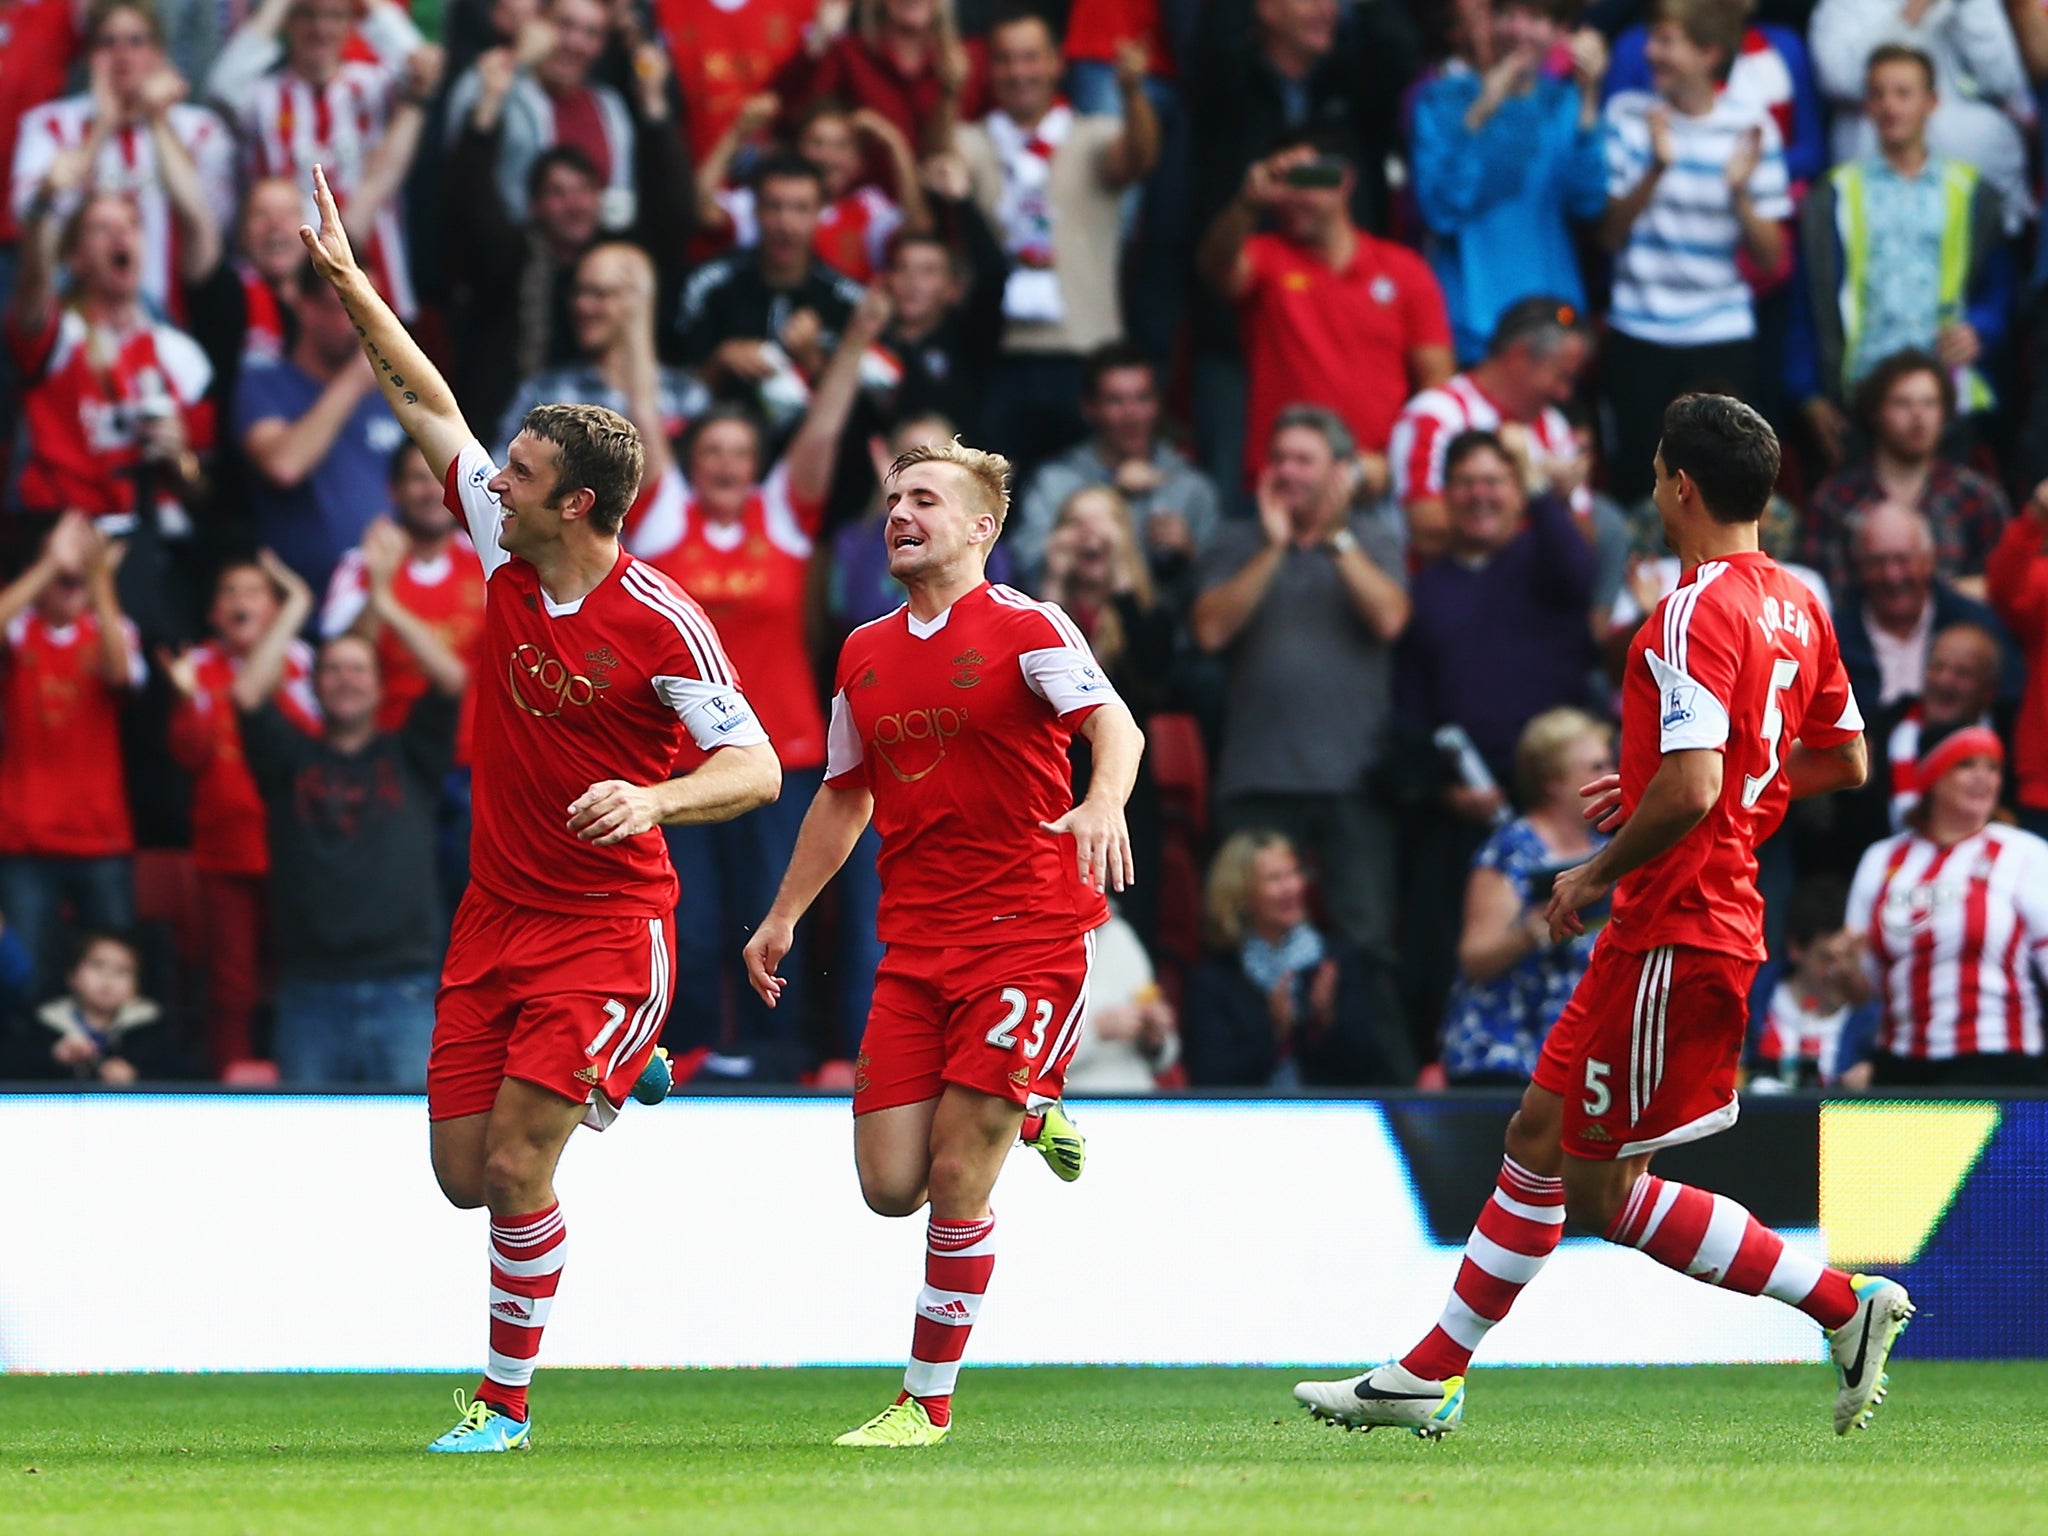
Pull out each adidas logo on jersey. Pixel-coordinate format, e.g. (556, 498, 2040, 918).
(1578, 1123, 1613, 1143)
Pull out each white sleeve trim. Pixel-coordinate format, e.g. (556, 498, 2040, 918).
(1646, 648, 1730, 753)
(1832, 687, 1865, 735)
(1019, 646, 1121, 715)
(759, 461, 813, 557)
(448, 440, 511, 580)
(320, 551, 370, 638)
(117, 618, 147, 689)
(826, 689, 863, 778)
(652, 674, 771, 752)
(625, 464, 690, 558)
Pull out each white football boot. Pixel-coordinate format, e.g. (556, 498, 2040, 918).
(1829, 1275, 1915, 1434)
(1294, 1362, 1465, 1438)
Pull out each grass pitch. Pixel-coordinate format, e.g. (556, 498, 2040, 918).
(1, 1364, 2040, 1536)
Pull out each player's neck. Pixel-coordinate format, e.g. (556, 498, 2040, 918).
(531, 535, 621, 607)
(1672, 515, 1760, 570)
(903, 565, 985, 622)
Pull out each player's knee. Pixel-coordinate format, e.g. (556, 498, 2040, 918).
(858, 1175, 926, 1218)
(481, 1143, 547, 1211)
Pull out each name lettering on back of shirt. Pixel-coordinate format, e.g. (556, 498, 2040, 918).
(1756, 595, 1811, 647)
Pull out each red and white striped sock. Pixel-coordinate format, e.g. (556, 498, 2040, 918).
(900, 1214, 996, 1428)
(1607, 1175, 1856, 1329)
(1402, 1157, 1564, 1380)
(480, 1203, 566, 1422)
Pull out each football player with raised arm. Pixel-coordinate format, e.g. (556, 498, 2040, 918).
(298, 165, 781, 1452)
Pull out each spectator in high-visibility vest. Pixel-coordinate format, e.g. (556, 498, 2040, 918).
(1793, 44, 2010, 471)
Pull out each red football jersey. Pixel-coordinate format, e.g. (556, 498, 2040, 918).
(0, 610, 144, 858)
(0, 0, 79, 245)
(6, 307, 215, 528)
(444, 440, 769, 919)
(322, 538, 488, 764)
(166, 640, 321, 876)
(1610, 551, 1863, 958)
(825, 582, 1117, 947)
(628, 463, 825, 770)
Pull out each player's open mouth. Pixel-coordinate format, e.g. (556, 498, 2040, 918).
(892, 534, 923, 550)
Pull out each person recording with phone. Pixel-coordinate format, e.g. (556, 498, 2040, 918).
(1440, 708, 1613, 1086)
(1198, 132, 1454, 495)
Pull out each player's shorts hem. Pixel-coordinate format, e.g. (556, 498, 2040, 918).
(1614, 1096, 1741, 1159)
(851, 1083, 944, 1117)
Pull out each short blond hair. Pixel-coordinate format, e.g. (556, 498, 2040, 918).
(1204, 830, 1296, 952)
(1514, 707, 1611, 806)
(890, 437, 1013, 534)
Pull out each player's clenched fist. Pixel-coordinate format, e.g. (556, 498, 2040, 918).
(567, 779, 659, 845)
(742, 918, 794, 1008)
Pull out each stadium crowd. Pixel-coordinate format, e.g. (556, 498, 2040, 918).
(2, 0, 2046, 1094)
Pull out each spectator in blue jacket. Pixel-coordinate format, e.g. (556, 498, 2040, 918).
(1409, 0, 1610, 363)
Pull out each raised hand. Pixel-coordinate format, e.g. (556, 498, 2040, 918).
(360, 515, 410, 591)
(257, 547, 313, 606)
(1647, 105, 1675, 169)
(156, 643, 203, 700)
(297, 164, 362, 290)
(1254, 465, 1292, 548)
(1725, 126, 1762, 191)
(920, 151, 972, 202)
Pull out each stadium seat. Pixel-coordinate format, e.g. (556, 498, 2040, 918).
(1146, 713, 1208, 838)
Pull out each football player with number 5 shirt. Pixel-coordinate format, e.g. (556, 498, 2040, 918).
(744, 439, 1146, 1448)
(296, 166, 781, 1454)
(1297, 395, 1916, 1441)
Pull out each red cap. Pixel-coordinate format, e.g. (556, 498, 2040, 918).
(1918, 725, 2004, 793)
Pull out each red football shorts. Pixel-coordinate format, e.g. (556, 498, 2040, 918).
(853, 929, 1098, 1116)
(1533, 940, 1756, 1162)
(429, 885, 674, 1127)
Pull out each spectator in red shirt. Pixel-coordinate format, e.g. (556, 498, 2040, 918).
(772, 0, 988, 189)
(8, 92, 217, 545)
(162, 558, 321, 1074)
(657, 0, 812, 161)
(0, 0, 80, 260)
(0, 513, 143, 1001)
(626, 287, 883, 1081)
(1199, 134, 1456, 489)
(696, 94, 932, 283)
(322, 446, 487, 753)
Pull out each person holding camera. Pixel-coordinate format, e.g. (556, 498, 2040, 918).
(1439, 708, 1612, 1085)
(6, 134, 214, 541)
(1197, 133, 1453, 493)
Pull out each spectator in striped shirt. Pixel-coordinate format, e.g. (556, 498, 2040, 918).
(9, 0, 236, 322)
(1845, 723, 2048, 1087)
(206, 0, 443, 319)
(1388, 295, 1595, 562)
(1597, 0, 1790, 504)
